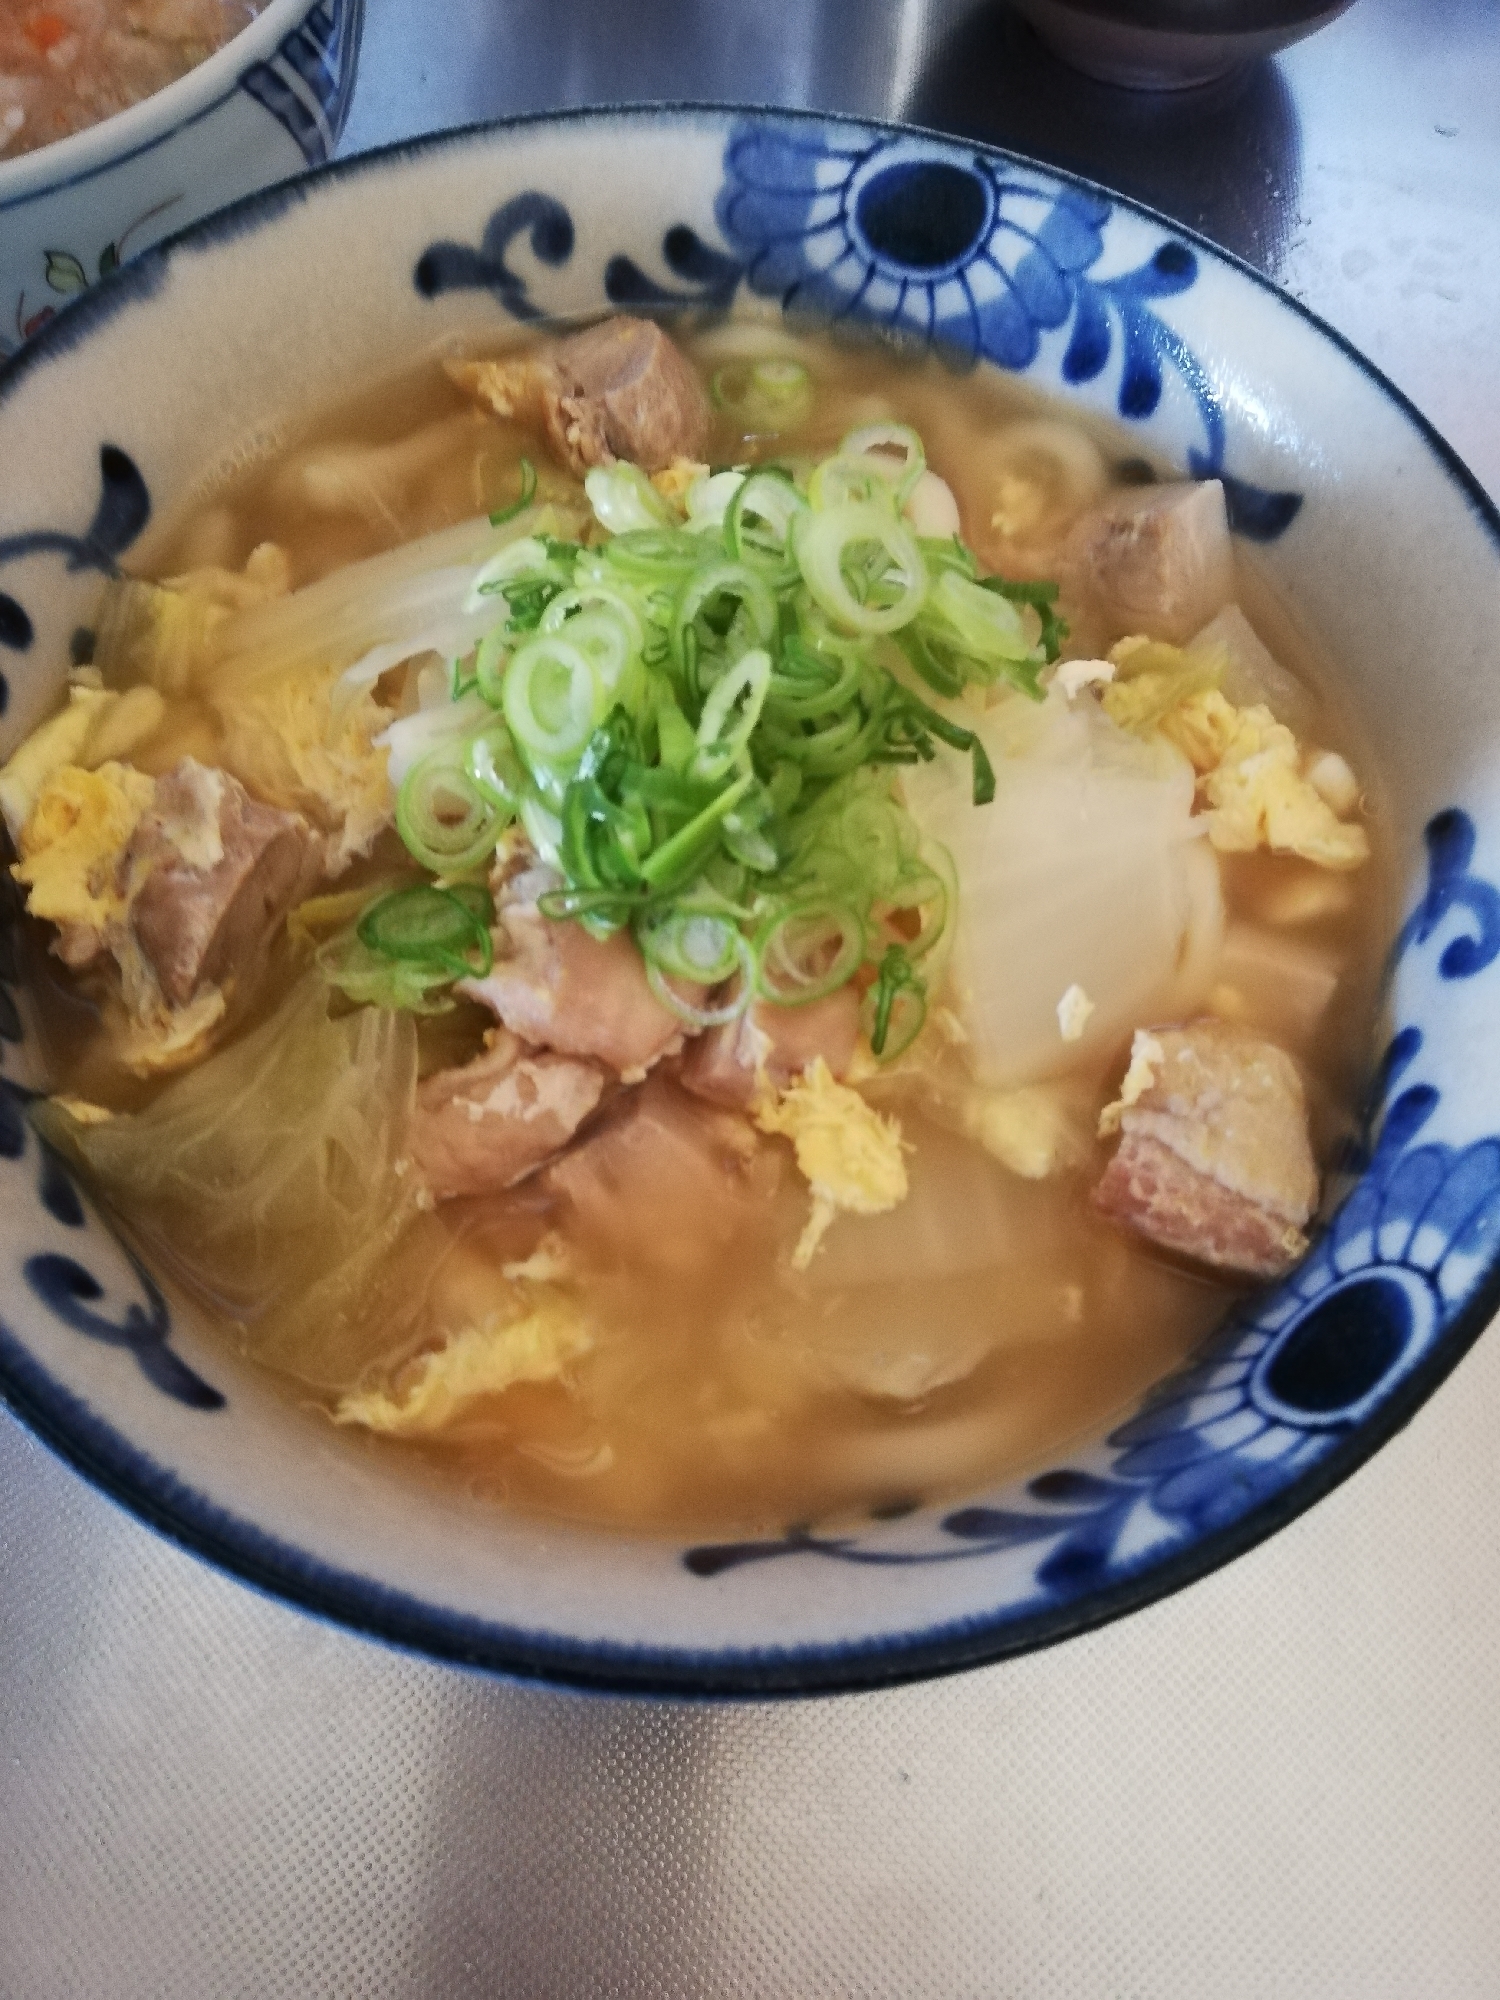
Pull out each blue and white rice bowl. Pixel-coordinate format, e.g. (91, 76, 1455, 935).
(0, 106, 1495, 1695)
(0, 0, 362, 356)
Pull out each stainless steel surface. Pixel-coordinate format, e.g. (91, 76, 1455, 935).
(341, 0, 1500, 493)
(5, 3, 1500, 1992)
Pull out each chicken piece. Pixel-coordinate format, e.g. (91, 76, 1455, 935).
(1094, 1133, 1308, 1283)
(409, 1029, 605, 1203)
(1066, 479, 1234, 645)
(1093, 1019, 1317, 1280)
(543, 1074, 778, 1275)
(450, 316, 710, 476)
(461, 867, 692, 1076)
(681, 988, 861, 1111)
(126, 759, 311, 1007)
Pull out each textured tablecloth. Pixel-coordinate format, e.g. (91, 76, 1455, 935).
(4, 2, 1500, 1993)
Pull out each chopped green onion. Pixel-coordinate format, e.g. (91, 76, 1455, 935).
(918, 535, 978, 581)
(637, 906, 743, 984)
(639, 771, 756, 890)
(685, 468, 747, 533)
(723, 470, 806, 582)
(838, 422, 927, 508)
(643, 950, 754, 1027)
(396, 743, 510, 875)
(540, 583, 647, 655)
(710, 357, 812, 434)
(907, 570, 1044, 705)
(981, 575, 1069, 663)
(795, 501, 928, 636)
(880, 863, 950, 964)
(585, 462, 674, 535)
(489, 456, 537, 527)
(669, 559, 779, 692)
(519, 792, 564, 867)
(692, 646, 771, 782)
(317, 928, 459, 1014)
(466, 722, 525, 812)
(370, 413, 1072, 1073)
(885, 681, 996, 806)
(866, 943, 927, 1059)
(357, 884, 494, 979)
(543, 606, 637, 702)
(474, 625, 510, 706)
(765, 638, 864, 721)
(602, 529, 706, 585)
(807, 455, 898, 515)
(754, 900, 865, 1006)
(464, 536, 563, 614)
(502, 632, 604, 766)
(655, 689, 698, 773)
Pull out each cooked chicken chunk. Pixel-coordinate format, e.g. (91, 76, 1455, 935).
(461, 866, 693, 1076)
(409, 1028, 605, 1203)
(1093, 1018, 1318, 1280)
(1066, 478, 1234, 645)
(543, 1074, 778, 1275)
(449, 315, 710, 476)
(681, 988, 862, 1111)
(126, 759, 311, 1007)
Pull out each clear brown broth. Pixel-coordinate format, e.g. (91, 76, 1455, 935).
(40, 321, 1393, 1539)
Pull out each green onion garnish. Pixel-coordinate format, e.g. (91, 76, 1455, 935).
(367, 415, 1064, 1054)
(357, 884, 494, 980)
(489, 456, 537, 527)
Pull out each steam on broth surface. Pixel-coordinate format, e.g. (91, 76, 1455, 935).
(8, 315, 1389, 1537)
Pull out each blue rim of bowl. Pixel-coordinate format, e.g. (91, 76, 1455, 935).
(0, 102, 1497, 1699)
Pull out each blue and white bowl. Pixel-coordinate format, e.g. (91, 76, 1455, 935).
(0, 0, 362, 356)
(0, 107, 1496, 1695)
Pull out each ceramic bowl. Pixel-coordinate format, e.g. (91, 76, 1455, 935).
(0, 107, 1496, 1696)
(1008, 0, 1357, 89)
(0, 0, 362, 356)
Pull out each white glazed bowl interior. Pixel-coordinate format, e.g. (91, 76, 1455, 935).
(0, 107, 1496, 1695)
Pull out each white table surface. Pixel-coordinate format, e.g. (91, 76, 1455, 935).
(4, 2, 1500, 1992)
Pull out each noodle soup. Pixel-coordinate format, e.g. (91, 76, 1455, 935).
(8, 315, 1388, 1538)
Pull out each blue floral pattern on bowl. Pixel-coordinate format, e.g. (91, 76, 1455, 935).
(421, 121, 1300, 540)
(681, 811, 1500, 1588)
(240, 0, 364, 171)
(713, 125, 1302, 541)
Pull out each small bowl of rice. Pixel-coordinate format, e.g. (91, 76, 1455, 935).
(0, 0, 362, 356)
